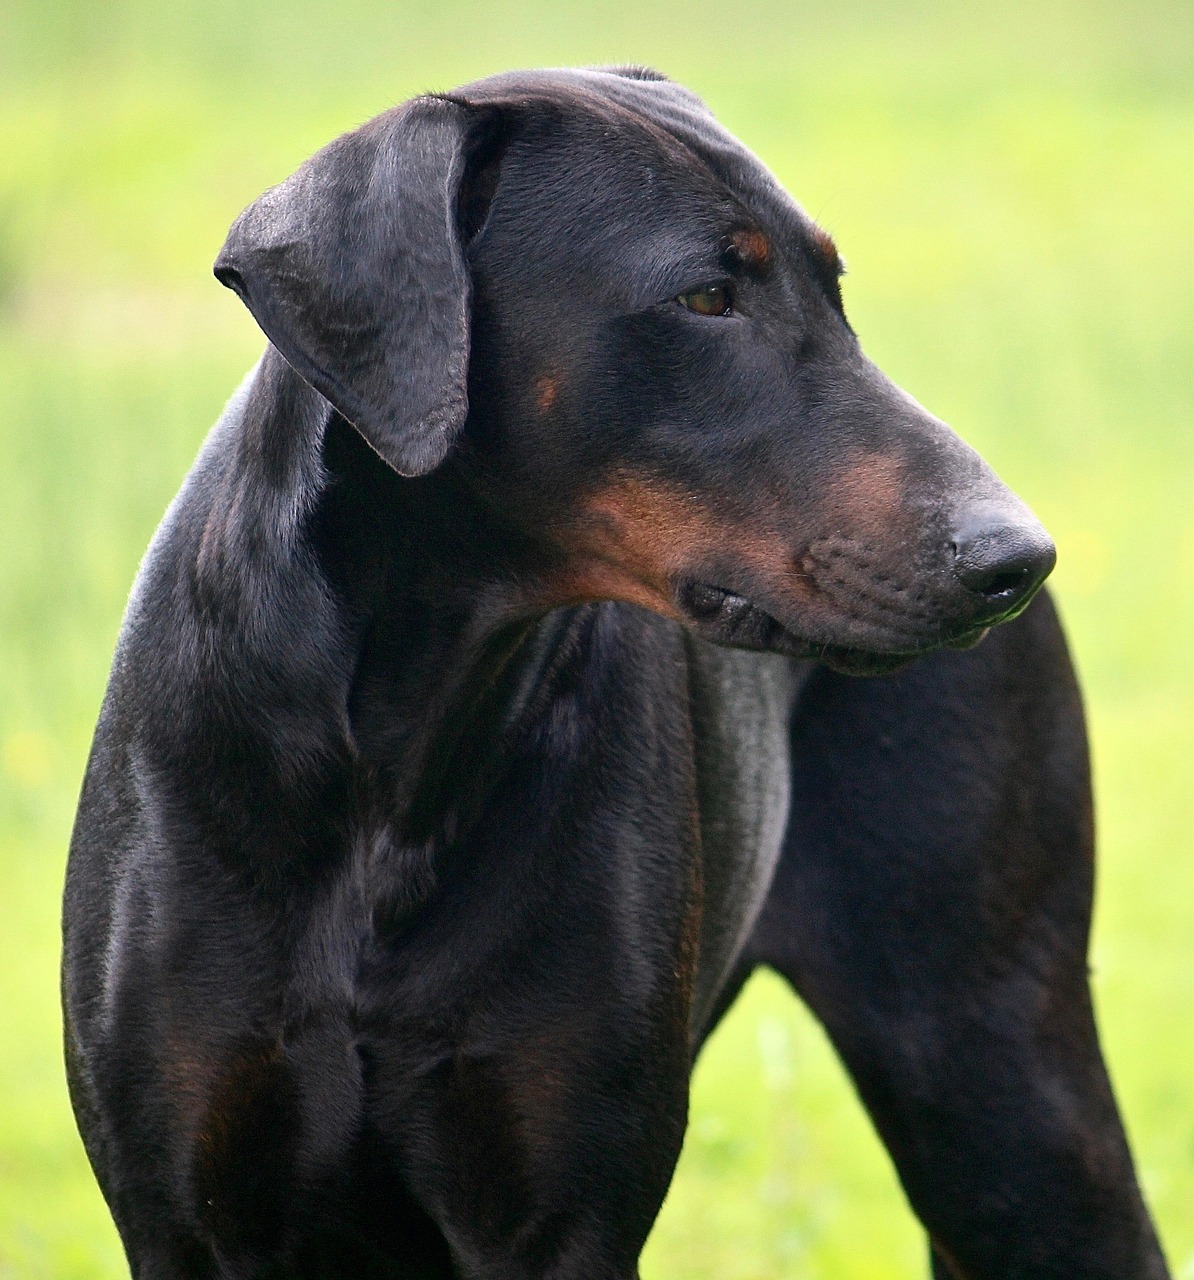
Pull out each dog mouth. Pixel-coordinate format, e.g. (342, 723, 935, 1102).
(675, 579, 990, 675)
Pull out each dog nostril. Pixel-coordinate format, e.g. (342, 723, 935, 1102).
(952, 517, 1056, 616)
(958, 562, 1032, 600)
(981, 566, 1032, 596)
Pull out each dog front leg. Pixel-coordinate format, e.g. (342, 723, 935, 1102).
(753, 595, 1169, 1278)
(359, 1018, 691, 1280)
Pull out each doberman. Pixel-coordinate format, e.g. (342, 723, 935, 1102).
(62, 67, 1170, 1279)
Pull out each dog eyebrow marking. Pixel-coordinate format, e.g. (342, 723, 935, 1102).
(728, 228, 771, 268)
(534, 373, 561, 414)
(809, 225, 842, 273)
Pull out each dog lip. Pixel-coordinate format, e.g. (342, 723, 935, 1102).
(676, 577, 999, 671)
(679, 580, 739, 620)
(677, 579, 781, 632)
(945, 625, 991, 651)
(677, 578, 892, 660)
(676, 578, 803, 651)
(815, 647, 920, 676)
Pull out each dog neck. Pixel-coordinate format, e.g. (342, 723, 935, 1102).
(205, 349, 579, 850)
(324, 441, 596, 861)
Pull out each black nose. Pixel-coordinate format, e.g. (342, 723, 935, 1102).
(952, 512, 1056, 621)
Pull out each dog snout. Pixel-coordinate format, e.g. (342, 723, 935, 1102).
(950, 506, 1056, 623)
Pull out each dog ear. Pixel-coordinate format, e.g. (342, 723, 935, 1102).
(215, 97, 503, 477)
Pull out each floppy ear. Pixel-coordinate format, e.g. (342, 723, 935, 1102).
(215, 96, 494, 477)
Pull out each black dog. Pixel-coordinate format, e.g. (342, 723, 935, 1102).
(63, 67, 1169, 1279)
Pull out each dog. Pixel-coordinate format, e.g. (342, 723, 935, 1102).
(62, 66, 1170, 1279)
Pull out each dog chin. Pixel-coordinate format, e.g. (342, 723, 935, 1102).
(675, 580, 989, 676)
(812, 647, 920, 676)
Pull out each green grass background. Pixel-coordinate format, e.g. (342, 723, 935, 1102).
(1, 1, 1191, 1275)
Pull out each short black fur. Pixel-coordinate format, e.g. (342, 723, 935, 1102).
(64, 67, 1169, 1280)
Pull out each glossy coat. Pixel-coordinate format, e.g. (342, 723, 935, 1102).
(63, 68, 1168, 1279)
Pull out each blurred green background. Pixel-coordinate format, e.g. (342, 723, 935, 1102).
(1, 1, 1191, 1276)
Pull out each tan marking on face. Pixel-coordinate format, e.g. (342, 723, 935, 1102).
(825, 451, 909, 534)
(540, 474, 799, 614)
(533, 457, 923, 638)
(809, 224, 840, 270)
(533, 373, 560, 414)
(730, 228, 771, 267)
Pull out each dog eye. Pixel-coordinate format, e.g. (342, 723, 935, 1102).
(677, 283, 732, 317)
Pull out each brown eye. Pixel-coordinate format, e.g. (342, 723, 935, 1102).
(677, 283, 732, 316)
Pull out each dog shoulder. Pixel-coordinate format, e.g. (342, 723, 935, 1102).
(103, 350, 355, 795)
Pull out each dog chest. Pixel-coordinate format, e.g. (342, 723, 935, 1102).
(685, 643, 802, 1036)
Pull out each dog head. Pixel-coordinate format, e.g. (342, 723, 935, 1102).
(216, 67, 1054, 674)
